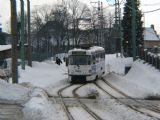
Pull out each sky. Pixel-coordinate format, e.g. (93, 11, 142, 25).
(0, 0, 160, 34)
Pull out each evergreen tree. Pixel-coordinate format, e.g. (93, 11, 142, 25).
(122, 0, 144, 57)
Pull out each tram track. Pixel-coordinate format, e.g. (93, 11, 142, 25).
(57, 83, 103, 120)
(72, 84, 103, 120)
(101, 77, 160, 112)
(94, 78, 160, 119)
(57, 84, 75, 120)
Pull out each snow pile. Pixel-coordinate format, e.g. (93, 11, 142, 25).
(104, 55, 160, 98)
(19, 61, 67, 88)
(105, 54, 133, 74)
(23, 88, 60, 120)
(0, 80, 30, 104)
(0, 45, 11, 51)
(124, 60, 160, 97)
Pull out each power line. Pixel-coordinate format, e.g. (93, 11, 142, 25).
(121, 0, 160, 14)
(143, 7, 160, 13)
(141, 2, 160, 6)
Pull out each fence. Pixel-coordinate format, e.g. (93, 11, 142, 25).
(138, 46, 160, 70)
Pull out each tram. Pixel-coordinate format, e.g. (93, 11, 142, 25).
(68, 46, 105, 83)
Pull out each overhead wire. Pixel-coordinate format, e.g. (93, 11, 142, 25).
(141, 2, 160, 6)
(120, 0, 160, 14)
(143, 7, 160, 13)
(103, 0, 159, 36)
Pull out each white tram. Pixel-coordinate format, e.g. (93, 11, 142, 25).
(68, 46, 105, 82)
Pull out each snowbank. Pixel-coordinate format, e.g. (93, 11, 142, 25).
(19, 61, 68, 88)
(0, 80, 30, 104)
(105, 54, 133, 74)
(23, 88, 59, 120)
(123, 60, 160, 97)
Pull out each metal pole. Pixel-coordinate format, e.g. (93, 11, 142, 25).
(10, 0, 18, 83)
(131, 0, 136, 60)
(27, 0, 32, 66)
(20, 0, 25, 69)
(115, 0, 120, 57)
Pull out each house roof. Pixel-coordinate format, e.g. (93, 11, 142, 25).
(0, 45, 11, 51)
(144, 27, 160, 41)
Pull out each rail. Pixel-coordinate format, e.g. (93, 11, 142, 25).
(95, 78, 160, 119)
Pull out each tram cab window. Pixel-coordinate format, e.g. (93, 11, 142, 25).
(69, 55, 91, 65)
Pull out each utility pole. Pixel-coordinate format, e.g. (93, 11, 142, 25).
(90, 1, 104, 47)
(114, 0, 121, 57)
(10, 0, 18, 83)
(100, 2, 104, 48)
(27, 0, 32, 67)
(131, 0, 136, 60)
(119, 8, 123, 58)
(97, 1, 104, 47)
(97, 1, 101, 46)
(20, 0, 25, 69)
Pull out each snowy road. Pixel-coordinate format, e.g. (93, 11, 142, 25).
(48, 75, 160, 120)
(1, 55, 160, 120)
(0, 103, 23, 120)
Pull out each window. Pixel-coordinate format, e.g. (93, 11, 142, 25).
(69, 55, 91, 65)
(92, 55, 96, 64)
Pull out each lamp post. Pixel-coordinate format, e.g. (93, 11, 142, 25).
(10, 0, 18, 83)
(27, 0, 32, 67)
(20, 0, 25, 69)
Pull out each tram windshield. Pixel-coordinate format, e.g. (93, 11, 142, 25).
(69, 55, 91, 65)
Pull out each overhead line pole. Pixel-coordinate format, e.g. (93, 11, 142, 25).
(119, 8, 123, 58)
(10, 0, 18, 83)
(115, 0, 120, 57)
(131, 0, 136, 60)
(20, 0, 25, 69)
(27, 0, 32, 67)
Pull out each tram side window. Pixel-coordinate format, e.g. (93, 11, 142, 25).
(88, 56, 91, 65)
(100, 53, 102, 61)
(92, 55, 96, 64)
(100, 52, 105, 60)
(97, 53, 101, 63)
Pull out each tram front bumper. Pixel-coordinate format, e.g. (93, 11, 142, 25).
(68, 75, 95, 82)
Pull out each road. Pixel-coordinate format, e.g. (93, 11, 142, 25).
(48, 75, 160, 120)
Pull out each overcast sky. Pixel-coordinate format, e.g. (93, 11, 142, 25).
(0, 0, 160, 34)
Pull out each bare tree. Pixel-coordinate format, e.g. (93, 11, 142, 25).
(31, 4, 54, 60)
(68, 0, 91, 46)
(52, 3, 71, 52)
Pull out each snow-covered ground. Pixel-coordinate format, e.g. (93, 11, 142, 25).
(0, 54, 160, 120)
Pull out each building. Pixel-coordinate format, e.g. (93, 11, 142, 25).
(0, 32, 12, 45)
(144, 25, 160, 49)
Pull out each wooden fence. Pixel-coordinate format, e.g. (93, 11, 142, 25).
(138, 47, 160, 70)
